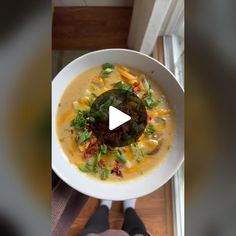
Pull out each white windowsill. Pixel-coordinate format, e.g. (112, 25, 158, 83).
(163, 34, 184, 236)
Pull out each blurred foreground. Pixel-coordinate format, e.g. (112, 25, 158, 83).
(0, 2, 51, 235)
(186, 0, 236, 235)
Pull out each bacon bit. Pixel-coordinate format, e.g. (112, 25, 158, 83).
(133, 81, 141, 93)
(107, 145, 113, 151)
(98, 159, 106, 168)
(90, 135, 98, 144)
(84, 152, 92, 159)
(84, 141, 99, 159)
(111, 162, 123, 177)
(142, 93, 148, 99)
(147, 114, 152, 121)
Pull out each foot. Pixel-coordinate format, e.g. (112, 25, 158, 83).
(123, 198, 137, 212)
(100, 199, 112, 209)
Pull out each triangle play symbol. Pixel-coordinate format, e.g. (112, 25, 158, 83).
(109, 106, 131, 131)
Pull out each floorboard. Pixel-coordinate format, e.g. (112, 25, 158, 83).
(67, 181, 173, 236)
(52, 7, 133, 50)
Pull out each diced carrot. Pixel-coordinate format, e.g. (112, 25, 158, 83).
(116, 66, 137, 84)
(79, 96, 90, 104)
(92, 76, 104, 86)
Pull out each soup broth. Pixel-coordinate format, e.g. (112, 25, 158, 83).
(57, 64, 175, 181)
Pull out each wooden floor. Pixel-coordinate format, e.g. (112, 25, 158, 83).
(52, 7, 132, 50)
(68, 181, 173, 236)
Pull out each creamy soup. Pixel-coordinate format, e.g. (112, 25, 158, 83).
(57, 64, 174, 181)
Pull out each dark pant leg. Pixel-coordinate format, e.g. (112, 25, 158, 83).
(122, 208, 150, 236)
(78, 205, 110, 236)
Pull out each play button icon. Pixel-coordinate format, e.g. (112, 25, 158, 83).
(89, 89, 147, 147)
(109, 106, 131, 131)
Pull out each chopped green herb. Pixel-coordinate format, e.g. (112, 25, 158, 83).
(144, 124, 155, 135)
(71, 115, 87, 130)
(58, 103, 61, 107)
(59, 138, 64, 142)
(131, 143, 144, 163)
(87, 116, 95, 122)
(143, 97, 160, 108)
(136, 155, 144, 163)
(131, 122, 139, 134)
(90, 95, 118, 122)
(142, 81, 160, 108)
(79, 165, 90, 172)
(86, 159, 94, 166)
(100, 95, 118, 109)
(98, 144, 108, 155)
(122, 133, 133, 143)
(147, 84, 153, 96)
(131, 143, 138, 148)
(101, 168, 110, 180)
(114, 81, 132, 92)
(144, 97, 153, 107)
(102, 63, 114, 70)
(140, 170, 144, 175)
(71, 117, 87, 129)
(93, 164, 99, 174)
(100, 63, 114, 78)
(153, 99, 161, 106)
(71, 110, 91, 130)
(88, 93, 97, 106)
(112, 150, 127, 163)
(91, 93, 97, 98)
(88, 100, 93, 107)
(90, 110, 107, 120)
(97, 152, 101, 162)
(79, 129, 92, 144)
(104, 68, 113, 74)
(78, 110, 90, 116)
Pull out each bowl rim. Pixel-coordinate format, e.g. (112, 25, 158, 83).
(52, 48, 184, 200)
(52, 48, 184, 91)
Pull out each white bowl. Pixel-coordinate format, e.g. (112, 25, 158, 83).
(52, 49, 184, 200)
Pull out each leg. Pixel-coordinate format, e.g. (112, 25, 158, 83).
(122, 199, 150, 236)
(78, 205, 110, 236)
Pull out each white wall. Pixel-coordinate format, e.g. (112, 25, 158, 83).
(128, 0, 172, 55)
(128, 0, 156, 53)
